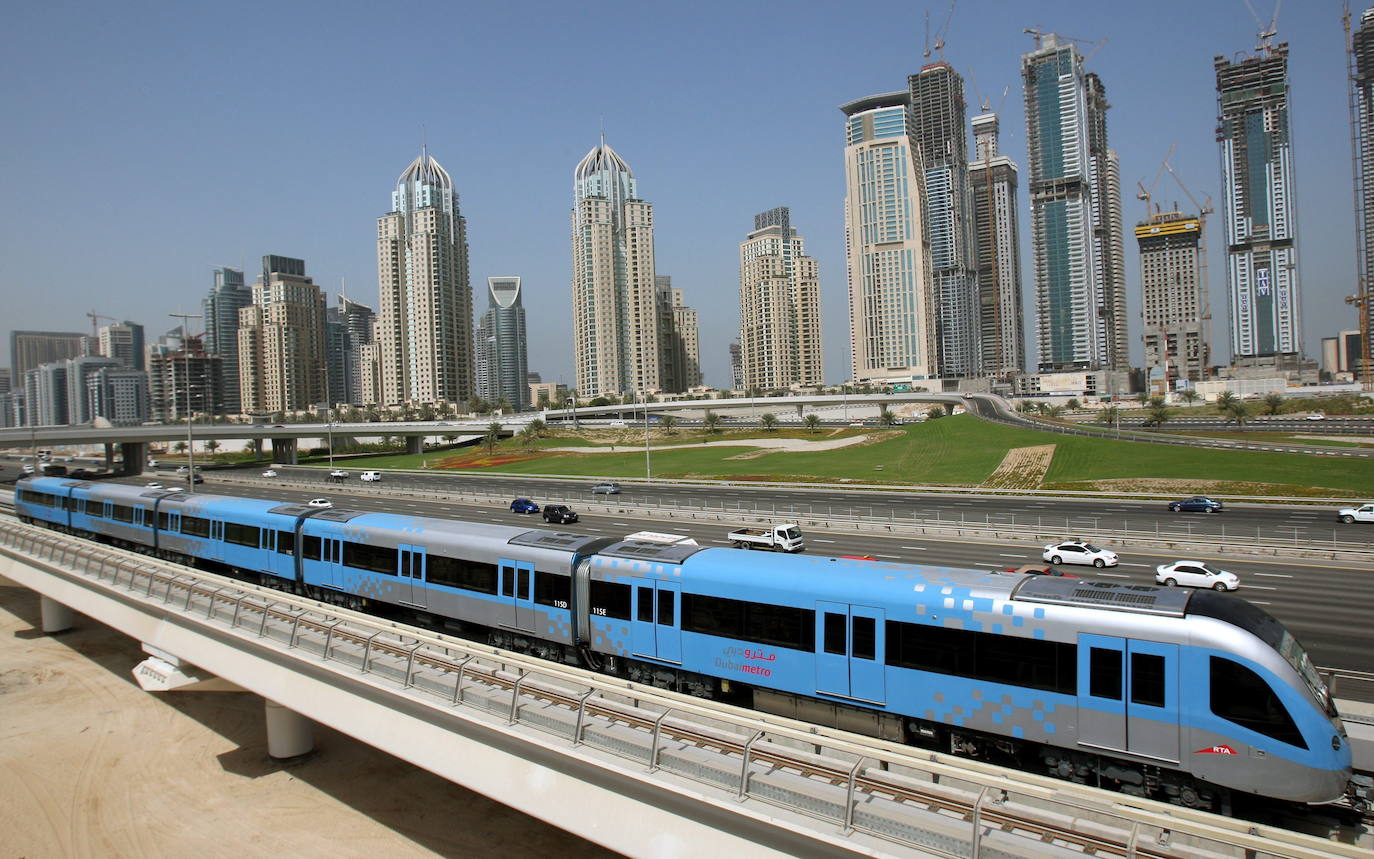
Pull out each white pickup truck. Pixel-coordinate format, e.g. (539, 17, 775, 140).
(1337, 503, 1374, 524)
(727, 523, 805, 553)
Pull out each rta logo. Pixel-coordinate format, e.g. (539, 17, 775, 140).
(1194, 745, 1236, 755)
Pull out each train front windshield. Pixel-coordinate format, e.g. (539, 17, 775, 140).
(1188, 593, 1338, 721)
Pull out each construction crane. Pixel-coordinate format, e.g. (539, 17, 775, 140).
(923, 0, 957, 61)
(1243, 0, 1282, 54)
(1135, 144, 1175, 221)
(1023, 27, 1107, 61)
(1344, 3, 1372, 390)
(1160, 150, 1216, 388)
(85, 311, 115, 339)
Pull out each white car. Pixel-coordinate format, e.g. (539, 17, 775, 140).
(360, 470, 382, 482)
(21, 464, 35, 474)
(145, 482, 164, 489)
(1305, 412, 1325, 421)
(329, 469, 349, 480)
(1155, 561, 1240, 591)
(262, 469, 278, 478)
(1337, 502, 1374, 524)
(306, 498, 333, 508)
(1042, 540, 1119, 568)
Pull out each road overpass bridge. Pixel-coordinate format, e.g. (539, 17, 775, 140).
(0, 513, 1366, 856)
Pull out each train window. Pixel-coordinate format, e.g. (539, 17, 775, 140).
(852, 616, 876, 660)
(224, 522, 261, 548)
(1090, 648, 1123, 700)
(181, 516, 211, 538)
(657, 589, 674, 627)
(427, 555, 498, 594)
(158, 511, 171, 530)
(888, 622, 1077, 696)
(823, 613, 846, 654)
(110, 505, 136, 523)
(683, 594, 744, 639)
(637, 588, 654, 623)
(343, 541, 396, 574)
(302, 535, 321, 561)
(1209, 656, 1307, 749)
(590, 581, 631, 620)
(534, 572, 570, 609)
(276, 530, 294, 554)
(1131, 653, 1165, 707)
(518, 569, 530, 600)
(500, 565, 515, 597)
(85, 501, 105, 518)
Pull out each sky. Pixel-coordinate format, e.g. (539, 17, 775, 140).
(0, 0, 1363, 391)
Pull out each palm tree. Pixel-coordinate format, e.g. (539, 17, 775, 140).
(803, 414, 821, 433)
(1179, 389, 1200, 406)
(205, 439, 220, 456)
(1148, 403, 1171, 427)
(660, 414, 677, 435)
(1135, 392, 1151, 407)
(1044, 404, 1065, 419)
(878, 410, 898, 426)
(1016, 400, 1036, 414)
(1097, 405, 1121, 427)
(1226, 401, 1249, 427)
(1215, 390, 1238, 413)
(526, 418, 547, 438)
(704, 411, 722, 433)
(1262, 393, 1284, 416)
(174, 441, 187, 454)
(926, 406, 945, 420)
(1066, 398, 1081, 411)
(484, 421, 503, 453)
(761, 413, 778, 431)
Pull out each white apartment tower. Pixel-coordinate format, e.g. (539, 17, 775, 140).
(571, 136, 661, 398)
(376, 146, 474, 406)
(738, 207, 823, 390)
(840, 92, 937, 385)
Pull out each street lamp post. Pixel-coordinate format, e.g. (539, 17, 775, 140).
(643, 395, 651, 479)
(170, 312, 202, 493)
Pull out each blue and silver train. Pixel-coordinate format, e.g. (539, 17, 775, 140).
(14, 476, 1364, 811)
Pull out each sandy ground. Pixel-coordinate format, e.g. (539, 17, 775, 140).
(0, 577, 619, 859)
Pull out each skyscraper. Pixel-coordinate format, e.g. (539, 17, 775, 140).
(969, 111, 1027, 376)
(238, 255, 326, 415)
(840, 92, 937, 385)
(97, 322, 145, 371)
(1350, 9, 1374, 370)
(148, 331, 223, 422)
(909, 63, 980, 378)
(571, 136, 661, 398)
(1137, 211, 1211, 388)
(1022, 35, 1127, 372)
(1216, 39, 1301, 362)
(376, 146, 473, 406)
(10, 331, 90, 389)
(203, 266, 251, 414)
(475, 276, 529, 410)
(669, 284, 702, 390)
(337, 295, 375, 406)
(738, 208, 823, 391)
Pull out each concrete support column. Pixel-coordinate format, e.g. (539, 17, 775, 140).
(405, 435, 422, 455)
(40, 596, 73, 633)
(795, 403, 804, 416)
(104, 443, 115, 471)
(270, 438, 298, 465)
(118, 441, 146, 475)
(264, 699, 314, 758)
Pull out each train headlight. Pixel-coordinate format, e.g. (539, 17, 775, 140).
(1333, 734, 1342, 751)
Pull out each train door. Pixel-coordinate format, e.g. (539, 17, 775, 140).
(1077, 635, 1179, 763)
(815, 602, 886, 704)
(398, 545, 426, 608)
(630, 580, 681, 663)
(499, 559, 536, 631)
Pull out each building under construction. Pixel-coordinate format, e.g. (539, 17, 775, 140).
(969, 111, 1026, 377)
(1350, 8, 1374, 380)
(1136, 212, 1210, 390)
(1215, 41, 1301, 364)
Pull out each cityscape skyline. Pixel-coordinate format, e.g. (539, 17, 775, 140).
(1, 1, 1363, 391)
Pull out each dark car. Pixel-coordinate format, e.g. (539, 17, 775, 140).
(510, 497, 540, 514)
(69, 468, 94, 479)
(1168, 495, 1223, 514)
(542, 504, 579, 524)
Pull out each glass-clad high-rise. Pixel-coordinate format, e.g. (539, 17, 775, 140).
(475, 276, 529, 410)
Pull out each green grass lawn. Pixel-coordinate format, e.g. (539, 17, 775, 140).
(323, 415, 1374, 496)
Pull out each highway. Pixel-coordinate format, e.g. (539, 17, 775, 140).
(77, 467, 1374, 695)
(240, 467, 1374, 547)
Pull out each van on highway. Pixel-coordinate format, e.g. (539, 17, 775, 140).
(360, 471, 382, 482)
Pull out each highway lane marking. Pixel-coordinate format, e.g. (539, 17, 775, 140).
(1096, 572, 1130, 578)
(1242, 584, 1278, 590)
(1248, 600, 1272, 605)
(1252, 572, 1294, 578)
(998, 554, 1025, 558)
(812, 538, 836, 543)
(874, 554, 901, 559)
(901, 546, 928, 550)
(1124, 563, 1153, 568)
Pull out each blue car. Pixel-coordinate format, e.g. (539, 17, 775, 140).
(509, 497, 540, 514)
(1168, 495, 1223, 513)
